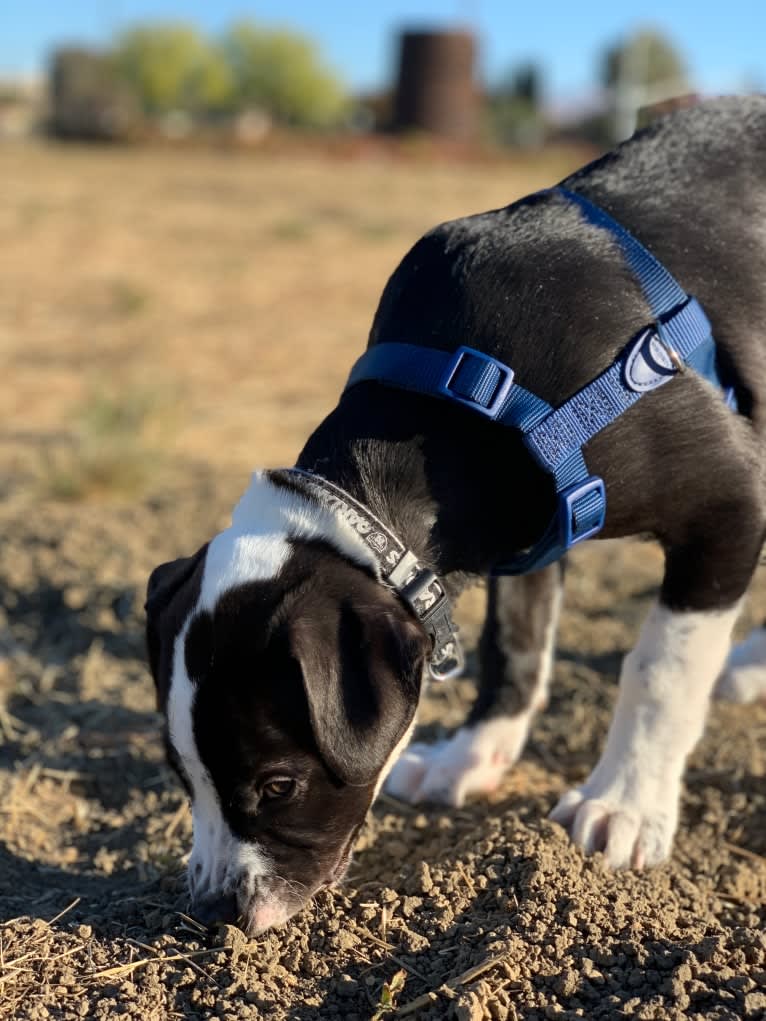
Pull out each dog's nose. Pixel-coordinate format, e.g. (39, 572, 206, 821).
(192, 892, 239, 927)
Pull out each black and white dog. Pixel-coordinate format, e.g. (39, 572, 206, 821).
(146, 96, 766, 934)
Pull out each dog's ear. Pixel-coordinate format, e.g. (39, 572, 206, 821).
(290, 596, 427, 786)
(145, 545, 208, 705)
(145, 546, 208, 615)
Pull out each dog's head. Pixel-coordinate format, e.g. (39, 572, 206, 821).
(146, 474, 427, 933)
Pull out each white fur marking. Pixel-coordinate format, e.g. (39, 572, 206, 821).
(385, 714, 535, 806)
(375, 716, 419, 800)
(507, 580, 563, 713)
(550, 601, 741, 868)
(168, 621, 271, 901)
(200, 471, 381, 613)
(197, 469, 382, 613)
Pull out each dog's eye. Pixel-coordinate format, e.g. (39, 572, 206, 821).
(262, 777, 296, 800)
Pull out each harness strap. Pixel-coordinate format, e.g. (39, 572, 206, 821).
(343, 187, 738, 575)
(556, 188, 686, 318)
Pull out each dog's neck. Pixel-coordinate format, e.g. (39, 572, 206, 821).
(228, 471, 383, 585)
(295, 394, 441, 581)
(295, 384, 554, 589)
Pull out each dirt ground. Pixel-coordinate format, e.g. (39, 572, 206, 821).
(0, 143, 764, 1021)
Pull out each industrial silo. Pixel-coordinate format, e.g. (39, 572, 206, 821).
(392, 29, 479, 142)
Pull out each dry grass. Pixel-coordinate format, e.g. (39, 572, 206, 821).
(0, 141, 582, 493)
(41, 383, 174, 500)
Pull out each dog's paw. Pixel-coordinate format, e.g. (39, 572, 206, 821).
(384, 742, 436, 802)
(384, 716, 530, 807)
(549, 787, 675, 869)
(715, 628, 766, 703)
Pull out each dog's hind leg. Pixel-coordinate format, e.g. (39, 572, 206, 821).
(715, 626, 766, 703)
(385, 563, 563, 806)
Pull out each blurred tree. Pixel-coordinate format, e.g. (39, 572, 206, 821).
(509, 63, 542, 106)
(487, 61, 546, 147)
(221, 21, 349, 128)
(112, 23, 234, 115)
(603, 30, 689, 140)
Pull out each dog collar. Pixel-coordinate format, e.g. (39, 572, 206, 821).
(272, 467, 464, 681)
(343, 186, 738, 575)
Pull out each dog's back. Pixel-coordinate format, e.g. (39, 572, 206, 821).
(569, 95, 766, 378)
(370, 96, 766, 430)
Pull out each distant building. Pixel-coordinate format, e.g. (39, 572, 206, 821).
(49, 48, 140, 141)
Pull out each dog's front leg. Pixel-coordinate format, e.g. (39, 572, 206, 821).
(386, 563, 563, 806)
(550, 522, 761, 868)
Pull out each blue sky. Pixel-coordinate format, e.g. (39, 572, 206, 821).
(3, 1, 765, 101)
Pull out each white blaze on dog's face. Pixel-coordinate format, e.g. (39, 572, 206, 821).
(145, 474, 427, 933)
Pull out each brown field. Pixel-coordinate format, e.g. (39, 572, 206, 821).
(0, 142, 764, 1021)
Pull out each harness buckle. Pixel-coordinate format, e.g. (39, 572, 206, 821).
(439, 346, 514, 420)
(559, 476, 606, 549)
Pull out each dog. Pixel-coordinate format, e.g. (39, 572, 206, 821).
(146, 95, 766, 934)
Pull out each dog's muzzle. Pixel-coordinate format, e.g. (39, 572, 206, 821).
(192, 877, 300, 934)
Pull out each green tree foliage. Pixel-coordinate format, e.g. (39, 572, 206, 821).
(603, 29, 688, 94)
(221, 21, 349, 127)
(112, 23, 234, 115)
(109, 20, 349, 128)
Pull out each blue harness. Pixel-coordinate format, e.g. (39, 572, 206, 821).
(344, 187, 738, 575)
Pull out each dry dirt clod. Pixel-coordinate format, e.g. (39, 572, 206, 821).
(453, 990, 485, 1021)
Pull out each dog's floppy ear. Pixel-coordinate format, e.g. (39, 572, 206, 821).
(145, 545, 208, 705)
(145, 546, 207, 615)
(289, 596, 427, 785)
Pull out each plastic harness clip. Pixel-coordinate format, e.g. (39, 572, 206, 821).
(559, 477, 607, 548)
(438, 346, 515, 419)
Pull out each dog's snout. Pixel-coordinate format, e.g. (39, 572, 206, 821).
(192, 892, 239, 928)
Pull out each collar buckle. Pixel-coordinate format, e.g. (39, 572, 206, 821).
(399, 567, 445, 617)
(400, 568, 465, 681)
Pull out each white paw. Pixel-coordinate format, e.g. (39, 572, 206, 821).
(384, 742, 433, 802)
(549, 786, 676, 869)
(715, 628, 766, 703)
(384, 716, 531, 807)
